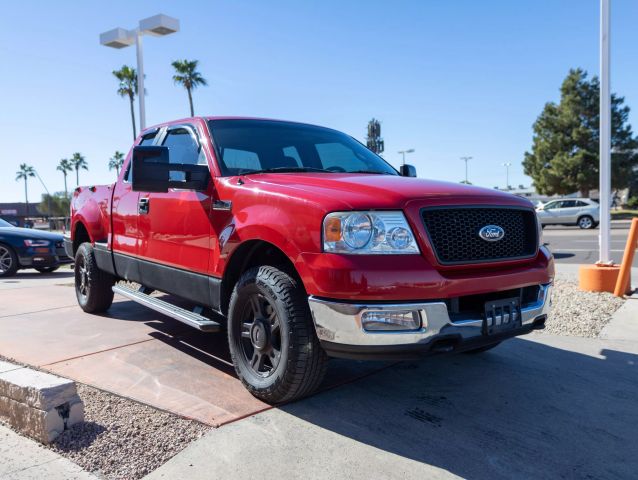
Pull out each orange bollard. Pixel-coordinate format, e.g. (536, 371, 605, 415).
(579, 264, 622, 293)
(614, 217, 638, 297)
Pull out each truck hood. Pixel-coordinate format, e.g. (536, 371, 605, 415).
(247, 173, 532, 210)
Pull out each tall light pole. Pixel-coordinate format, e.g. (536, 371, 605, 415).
(33, 169, 51, 225)
(100, 14, 179, 132)
(501, 162, 512, 190)
(460, 156, 472, 183)
(398, 149, 415, 166)
(599, 0, 611, 264)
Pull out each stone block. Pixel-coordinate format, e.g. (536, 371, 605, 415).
(0, 361, 84, 444)
(0, 367, 78, 410)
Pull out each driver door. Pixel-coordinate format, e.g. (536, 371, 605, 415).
(136, 124, 214, 276)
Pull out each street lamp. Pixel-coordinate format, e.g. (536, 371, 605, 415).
(100, 14, 180, 132)
(398, 149, 415, 166)
(599, 0, 611, 264)
(501, 162, 512, 190)
(33, 169, 51, 226)
(460, 156, 472, 183)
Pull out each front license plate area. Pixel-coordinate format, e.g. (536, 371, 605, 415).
(484, 297, 521, 335)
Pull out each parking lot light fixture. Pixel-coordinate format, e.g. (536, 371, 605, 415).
(460, 156, 472, 183)
(501, 162, 512, 190)
(398, 149, 415, 166)
(100, 14, 180, 131)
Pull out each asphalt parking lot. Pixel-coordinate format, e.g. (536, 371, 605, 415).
(543, 222, 637, 266)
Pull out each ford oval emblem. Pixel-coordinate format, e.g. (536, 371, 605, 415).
(478, 225, 505, 242)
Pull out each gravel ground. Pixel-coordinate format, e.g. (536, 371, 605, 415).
(538, 279, 625, 338)
(51, 384, 210, 479)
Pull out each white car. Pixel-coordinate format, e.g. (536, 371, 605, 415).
(536, 198, 600, 229)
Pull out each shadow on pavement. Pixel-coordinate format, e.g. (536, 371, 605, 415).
(278, 337, 637, 479)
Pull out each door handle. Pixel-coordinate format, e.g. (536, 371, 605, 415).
(138, 197, 150, 215)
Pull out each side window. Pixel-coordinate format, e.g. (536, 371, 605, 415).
(544, 201, 558, 210)
(125, 131, 158, 182)
(562, 200, 576, 208)
(575, 200, 588, 207)
(222, 148, 261, 173)
(315, 142, 368, 171)
(162, 128, 200, 165)
(162, 127, 205, 181)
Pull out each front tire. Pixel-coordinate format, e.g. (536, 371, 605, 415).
(228, 266, 328, 403)
(74, 243, 115, 313)
(577, 215, 595, 229)
(0, 244, 18, 278)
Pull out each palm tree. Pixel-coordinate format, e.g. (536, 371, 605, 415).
(57, 158, 73, 198)
(113, 65, 138, 139)
(71, 153, 88, 186)
(109, 151, 125, 176)
(15, 164, 35, 217)
(171, 59, 208, 117)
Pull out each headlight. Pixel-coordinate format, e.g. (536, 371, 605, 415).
(323, 211, 419, 254)
(24, 239, 50, 247)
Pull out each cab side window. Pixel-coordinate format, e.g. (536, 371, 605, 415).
(162, 127, 206, 181)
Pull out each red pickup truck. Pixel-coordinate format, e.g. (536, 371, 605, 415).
(66, 117, 553, 403)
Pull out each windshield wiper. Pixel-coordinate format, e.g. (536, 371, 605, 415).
(238, 166, 330, 175)
(348, 170, 394, 175)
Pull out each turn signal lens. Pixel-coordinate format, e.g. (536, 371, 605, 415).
(324, 216, 342, 243)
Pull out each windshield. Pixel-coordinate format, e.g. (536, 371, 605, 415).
(0, 218, 14, 228)
(208, 119, 398, 177)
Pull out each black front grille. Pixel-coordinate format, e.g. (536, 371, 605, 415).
(421, 207, 538, 265)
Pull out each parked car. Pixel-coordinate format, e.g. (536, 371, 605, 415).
(66, 117, 553, 403)
(535, 198, 599, 229)
(0, 218, 72, 277)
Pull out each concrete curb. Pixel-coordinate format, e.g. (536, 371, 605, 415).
(0, 360, 84, 444)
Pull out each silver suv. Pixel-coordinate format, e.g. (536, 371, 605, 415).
(536, 198, 599, 229)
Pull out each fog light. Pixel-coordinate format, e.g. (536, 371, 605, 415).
(361, 310, 421, 331)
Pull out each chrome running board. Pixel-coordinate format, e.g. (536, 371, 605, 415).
(112, 284, 222, 332)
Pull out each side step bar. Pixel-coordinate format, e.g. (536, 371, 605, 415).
(112, 284, 222, 332)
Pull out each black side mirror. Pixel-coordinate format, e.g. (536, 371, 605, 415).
(132, 146, 209, 193)
(400, 164, 417, 177)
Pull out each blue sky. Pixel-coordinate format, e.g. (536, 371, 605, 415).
(1, 0, 638, 202)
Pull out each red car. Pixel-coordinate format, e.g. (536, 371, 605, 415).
(65, 117, 553, 402)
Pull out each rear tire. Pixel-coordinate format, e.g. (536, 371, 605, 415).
(35, 266, 59, 274)
(463, 342, 501, 354)
(74, 243, 115, 313)
(228, 266, 328, 403)
(577, 215, 595, 229)
(0, 244, 18, 278)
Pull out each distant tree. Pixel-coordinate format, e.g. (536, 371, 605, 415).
(113, 65, 138, 139)
(523, 68, 638, 197)
(366, 118, 384, 154)
(56, 158, 73, 198)
(171, 59, 208, 117)
(15, 164, 35, 217)
(39, 192, 71, 217)
(71, 152, 88, 186)
(460, 180, 473, 185)
(109, 151, 125, 176)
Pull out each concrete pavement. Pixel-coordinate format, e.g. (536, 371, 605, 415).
(0, 424, 96, 480)
(146, 296, 638, 480)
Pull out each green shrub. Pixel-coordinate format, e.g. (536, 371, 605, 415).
(627, 197, 638, 209)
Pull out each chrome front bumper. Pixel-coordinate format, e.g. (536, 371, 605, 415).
(308, 283, 552, 358)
